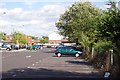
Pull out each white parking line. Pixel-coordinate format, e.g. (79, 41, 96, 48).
(26, 55, 31, 58)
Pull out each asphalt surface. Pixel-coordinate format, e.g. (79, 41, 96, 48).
(1, 48, 104, 79)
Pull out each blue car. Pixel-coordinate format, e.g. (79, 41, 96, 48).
(35, 45, 41, 50)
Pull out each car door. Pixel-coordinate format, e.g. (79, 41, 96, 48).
(60, 47, 67, 54)
(66, 47, 73, 54)
(69, 47, 79, 54)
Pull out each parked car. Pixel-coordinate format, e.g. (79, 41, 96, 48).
(13, 44, 19, 50)
(32, 45, 36, 50)
(35, 45, 41, 50)
(27, 45, 37, 50)
(55, 46, 82, 57)
(0, 43, 12, 51)
(26, 45, 41, 50)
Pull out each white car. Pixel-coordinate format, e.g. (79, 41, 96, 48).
(0, 43, 12, 51)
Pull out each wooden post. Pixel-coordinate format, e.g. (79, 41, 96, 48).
(110, 49, 113, 65)
(105, 52, 110, 71)
(91, 48, 94, 58)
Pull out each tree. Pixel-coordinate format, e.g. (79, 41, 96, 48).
(98, 0, 120, 53)
(98, 0, 120, 77)
(12, 32, 27, 45)
(32, 36, 38, 40)
(56, 2, 102, 55)
(0, 32, 6, 41)
(40, 36, 49, 43)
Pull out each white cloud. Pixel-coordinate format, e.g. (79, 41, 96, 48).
(49, 32, 63, 40)
(0, 20, 10, 26)
(100, 4, 111, 10)
(0, 4, 66, 37)
(10, 8, 23, 14)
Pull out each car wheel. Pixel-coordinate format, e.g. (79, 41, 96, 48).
(75, 53, 79, 57)
(7, 48, 10, 51)
(57, 53, 62, 57)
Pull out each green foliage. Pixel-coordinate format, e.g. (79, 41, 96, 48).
(94, 40, 112, 54)
(97, 1, 120, 77)
(32, 36, 38, 40)
(98, 0, 120, 53)
(40, 36, 49, 43)
(0, 32, 6, 41)
(12, 31, 27, 44)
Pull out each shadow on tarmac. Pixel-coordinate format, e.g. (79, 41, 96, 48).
(65, 60, 92, 66)
(2, 67, 104, 80)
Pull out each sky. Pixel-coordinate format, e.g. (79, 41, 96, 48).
(0, 0, 120, 37)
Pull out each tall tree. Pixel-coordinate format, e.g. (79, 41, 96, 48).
(12, 32, 27, 44)
(98, 0, 120, 77)
(98, 0, 120, 53)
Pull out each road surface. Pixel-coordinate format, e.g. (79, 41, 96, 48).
(1, 48, 103, 79)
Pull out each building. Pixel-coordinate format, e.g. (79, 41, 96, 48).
(48, 31, 64, 44)
(25, 36, 40, 46)
(44, 31, 70, 47)
(25, 36, 34, 46)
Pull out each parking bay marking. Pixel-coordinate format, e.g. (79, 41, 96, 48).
(26, 55, 31, 58)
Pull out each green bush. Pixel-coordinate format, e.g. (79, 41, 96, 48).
(94, 40, 112, 54)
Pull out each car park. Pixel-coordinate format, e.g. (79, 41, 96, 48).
(55, 46, 82, 57)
